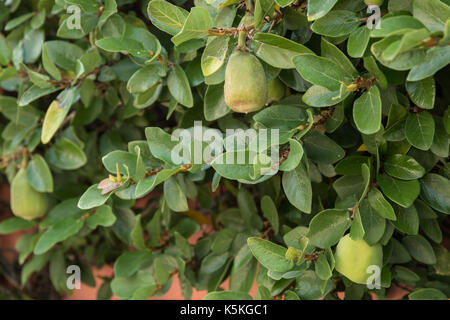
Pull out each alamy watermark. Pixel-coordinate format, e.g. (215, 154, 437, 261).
(66, 265, 81, 290)
(366, 265, 381, 289)
(366, 5, 382, 30)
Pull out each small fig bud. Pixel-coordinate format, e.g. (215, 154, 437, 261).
(224, 50, 268, 113)
(285, 247, 300, 261)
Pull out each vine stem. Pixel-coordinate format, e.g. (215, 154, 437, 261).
(245, 0, 254, 13)
(237, 30, 247, 50)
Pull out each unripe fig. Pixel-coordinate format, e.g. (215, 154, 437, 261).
(335, 234, 383, 285)
(10, 168, 48, 221)
(364, 0, 383, 5)
(266, 78, 285, 105)
(224, 50, 268, 113)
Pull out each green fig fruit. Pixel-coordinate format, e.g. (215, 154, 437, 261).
(364, 0, 383, 5)
(224, 50, 268, 114)
(335, 234, 383, 285)
(10, 168, 48, 221)
(266, 78, 285, 105)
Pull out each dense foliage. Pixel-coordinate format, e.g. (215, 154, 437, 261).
(0, 0, 449, 300)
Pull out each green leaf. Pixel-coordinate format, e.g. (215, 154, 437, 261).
(164, 177, 189, 212)
(363, 56, 388, 89)
(282, 163, 312, 213)
(111, 270, 155, 300)
(279, 139, 304, 172)
(42, 43, 62, 81)
(130, 215, 146, 250)
(135, 167, 180, 197)
(102, 150, 137, 176)
(99, 0, 118, 25)
(0, 35, 12, 66)
(200, 252, 230, 274)
(307, 0, 338, 21)
(402, 235, 436, 265)
(311, 10, 360, 37)
(421, 219, 443, 244)
(419, 173, 450, 214)
(359, 199, 386, 246)
(44, 41, 84, 71)
(430, 116, 449, 158)
(321, 37, 358, 79)
(25, 154, 53, 193)
(168, 64, 194, 108)
(201, 37, 229, 77)
(211, 228, 236, 254)
(384, 154, 426, 180)
(409, 288, 447, 300)
(204, 84, 231, 121)
(371, 15, 425, 38)
(307, 209, 351, 249)
(5, 13, 34, 31)
(86, 205, 116, 229)
(412, 0, 450, 32)
(18, 85, 59, 107)
(371, 36, 426, 71)
(293, 54, 346, 92)
(303, 130, 345, 164)
(261, 195, 279, 235)
(114, 250, 152, 278)
(406, 77, 435, 110)
(353, 85, 382, 135)
(174, 231, 192, 259)
(21, 253, 50, 286)
(41, 88, 77, 144)
(147, 0, 189, 35)
(393, 265, 420, 283)
(381, 29, 430, 62)
(405, 111, 435, 150)
(251, 33, 313, 69)
(377, 174, 420, 208)
(247, 237, 294, 272)
(407, 46, 450, 81)
(254, 105, 307, 131)
(78, 184, 112, 210)
(335, 156, 370, 176)
(203, 290, 252, 300)
(392, 204, 420, 235)
(0, 217, 36, 235)
(295, 270, 333, 300)
(171, 7, 212, 46)
(349, 206, 365, 241)
(212, 151, 254, 181)
(302, 85, 350, 107)
(46, 137, 87, 170)
(145, 127, 182, 165)
(315, 253, 332, 281)
(368, 188, 397, 221)
(347, 26, 371, 58)
(34, 218, 84, 255)
(127, 64, 161, 94)
(65, 0, 99, 13)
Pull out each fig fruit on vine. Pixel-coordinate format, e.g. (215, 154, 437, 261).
(10, 168, 49, 221)
(266, 78, 285, 105)
(335, 234, 383, 284)
(224, 50, 268, 114)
